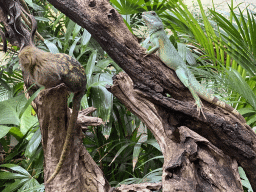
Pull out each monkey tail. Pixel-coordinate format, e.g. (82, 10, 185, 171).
(45, 91, 84, 184)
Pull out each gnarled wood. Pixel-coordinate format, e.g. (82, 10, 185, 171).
(108, 73, 243, 191)
(35, 85, 110, 192)
(1, 0, 256, 191)
(113, 182, 162, 192)
(45, 1, 256, 190)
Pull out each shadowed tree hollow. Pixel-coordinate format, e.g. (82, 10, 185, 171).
(0, 0, 256, 191)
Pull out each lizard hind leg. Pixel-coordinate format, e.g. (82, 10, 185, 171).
(188, 86, 206, 120)
(175, 68, 206, 119)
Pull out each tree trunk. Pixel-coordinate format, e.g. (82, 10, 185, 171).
(108, 73, 243, 191)
(45, 0, 256, 191)
(1, 0, 256, 191)
(34, 84, 110, 192)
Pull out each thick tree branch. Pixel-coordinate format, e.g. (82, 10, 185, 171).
(107, 73, 243, 191)
(1, 0, 256, 190)
(45, 0, 256, 190)
(113, 182, 162, 192)
(35, 85, 110, 192)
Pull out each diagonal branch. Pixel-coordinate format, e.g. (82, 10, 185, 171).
(107, 73, 243, 191)
(44, 0, 256, 190)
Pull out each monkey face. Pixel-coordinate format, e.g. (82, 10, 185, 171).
(18, 46, 36, 70)
(19, 54, 30, 67)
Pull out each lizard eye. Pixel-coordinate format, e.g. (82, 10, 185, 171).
(152, 12, 156, 15)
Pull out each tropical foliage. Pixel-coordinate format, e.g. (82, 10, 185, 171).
(0, 0, 255, 191)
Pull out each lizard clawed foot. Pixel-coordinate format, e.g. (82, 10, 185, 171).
(142, 51, 149, 58)
(193, 101, 206, 120)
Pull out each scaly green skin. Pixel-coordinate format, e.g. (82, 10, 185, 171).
(142, 11, 245, 122)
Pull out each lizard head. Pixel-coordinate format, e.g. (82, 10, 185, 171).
(142, 11, 164, 33)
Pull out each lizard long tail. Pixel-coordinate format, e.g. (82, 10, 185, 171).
(188, 72, 246, 123)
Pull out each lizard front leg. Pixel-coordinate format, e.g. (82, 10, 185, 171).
(140, 36, 151, 49)
(141, 36, 160, 58)
(175, 67, 206, 119)
(146, 37, 160, 55)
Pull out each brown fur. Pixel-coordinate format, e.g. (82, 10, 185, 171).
(19, 45, 87, 184)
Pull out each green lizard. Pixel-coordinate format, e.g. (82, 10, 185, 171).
(142, 11, 245, 122)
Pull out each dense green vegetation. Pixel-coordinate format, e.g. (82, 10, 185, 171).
(0, 0, 255, 191)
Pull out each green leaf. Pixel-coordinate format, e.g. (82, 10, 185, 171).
(238, 108, 256, 116)
(109, 142, 131, 165)
(0, 78, 11, 92)
(85, 50, 97, 85)
(72, 24, 82, 40)
(64, 19, 76, 51)
(0, 125, 11, 139)
(25, 0, 33, 8)
(110, 0, 144, 15)
(93, 59, 112, 72)
(139, 167, 162, 183)
(238, 167, 253, 191)
(246, 115, 256, 126)
(0, 102, 20, 126)
(132, 143, 141, 171)
(34, 16, 51, 22)
(111, 61, 123, 73)
(2, 178, 28, 192)
(136, 155, 164, 169)
(19, 86, 44, 119)
(0, 172, 28, 180)
(0, 164, 30, 176)
(69, 37, 81, 56)
(9, 127, 24, 141)
(20, 105, 38, 135)
(5, 94, 27, 115)
(52, 13, 65, 30)
(210, 8, 256, 75)
(146, 139, 161, 152)
(88, 81, 108, 88)
(25, 129, 41, 157)
(225, 69, 256, 110)
(44, 40, 59, 54)
(18, 178, 44, 192)
(81, 94, 89, 109)
(90, 73, 113, 123)
(142, 0, 177, 12)
(81, 29, 91, 46)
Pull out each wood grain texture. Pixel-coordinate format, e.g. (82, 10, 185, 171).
(45, 0, 256, 190)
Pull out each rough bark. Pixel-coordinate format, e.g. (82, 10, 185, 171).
(34, 84, 110, 192)
(0, 2, 111, 191)
(1, 0, 256, 191)
(113, 182, 162, 192)
(45, 0, 256, 191)
(108, 73, 243, 191)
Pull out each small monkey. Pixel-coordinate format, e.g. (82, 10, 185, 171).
(19, 45, 87, 184)
(2, 2, 87, 184)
